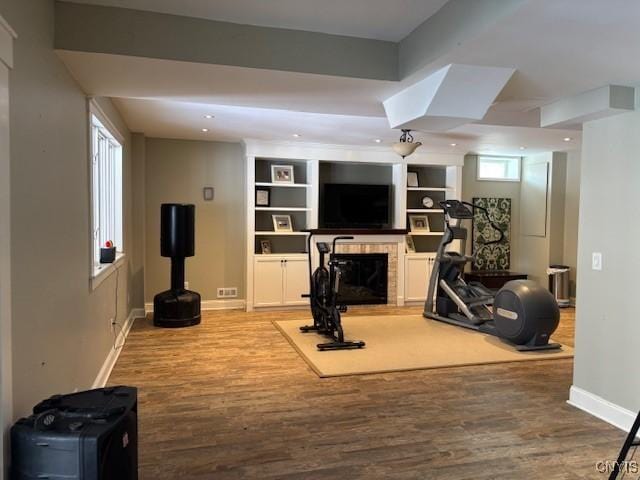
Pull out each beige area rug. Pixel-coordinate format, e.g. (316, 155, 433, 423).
(274, 314, 574, 377)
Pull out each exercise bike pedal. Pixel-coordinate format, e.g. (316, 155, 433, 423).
(299, 325, 319, 332)
(317, 340, 365, 351)
(338, 305, 348, 313)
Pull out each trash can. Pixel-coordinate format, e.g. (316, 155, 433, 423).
(547, 265, 570, 307)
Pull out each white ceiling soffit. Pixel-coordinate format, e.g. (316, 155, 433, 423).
(56, 0, 450, 42)
(540, 85, 635, 129)
(112, 97, 580, 156)
(383, 64, 515, 131)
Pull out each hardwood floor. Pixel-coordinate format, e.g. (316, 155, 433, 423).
(109, 306, 623, 479)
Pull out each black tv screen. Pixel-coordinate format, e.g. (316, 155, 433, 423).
(322, 183, 391, 229)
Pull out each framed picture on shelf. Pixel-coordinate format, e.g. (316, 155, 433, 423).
(409, 214, 430, 232)
(271, 165, 295, 184)
(272, 214, 293, 232)
(260, 239, 272, 254)
(405, 235, 416, 253)
(407, 171, 419, 187)
(255, 187, 270, 207)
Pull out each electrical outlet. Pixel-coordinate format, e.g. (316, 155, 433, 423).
(217, 287, 238, 298)
(184, 281, 189, 289)
(592, 252, 603, 271)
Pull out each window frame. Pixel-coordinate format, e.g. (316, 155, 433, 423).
(88, 99, 125, 289)
(476, 155, 522, 182)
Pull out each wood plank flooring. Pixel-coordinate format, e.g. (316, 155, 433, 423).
(109, 306, 624, 479)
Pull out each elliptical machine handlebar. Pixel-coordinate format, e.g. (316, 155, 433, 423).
(439, 200, 505, 246)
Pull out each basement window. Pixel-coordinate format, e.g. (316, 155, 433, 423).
(90, 104, 124, 281)
(477, 156, 521, 182)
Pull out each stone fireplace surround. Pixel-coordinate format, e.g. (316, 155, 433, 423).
(310, 232, 405, 306)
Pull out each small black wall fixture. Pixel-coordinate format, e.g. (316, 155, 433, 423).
(153, 203, 201, 328)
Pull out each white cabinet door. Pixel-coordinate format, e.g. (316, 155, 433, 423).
(282, 258, 309, 306)
(405, 255, 435, 302)
(254, 258, 285, 307)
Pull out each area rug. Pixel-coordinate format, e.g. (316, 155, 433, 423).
(274, 315, 573, 377)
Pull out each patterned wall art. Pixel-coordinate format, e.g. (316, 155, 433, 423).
(472, 197, 511, 271)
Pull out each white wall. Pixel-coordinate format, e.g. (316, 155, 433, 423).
(572, 106, 640, 424)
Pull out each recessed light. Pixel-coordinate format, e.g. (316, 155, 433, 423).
(201, 128, 209, 132)
(204, 114, 214, 119)
(563, 137, 571, 142)
(374, 139, 382, 143)
(450, 143, 457, 147)
(292, 133, 300, 138)
(519, 146, 526, 150)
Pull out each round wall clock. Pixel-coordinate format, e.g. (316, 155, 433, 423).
(421, 196, 434, 208)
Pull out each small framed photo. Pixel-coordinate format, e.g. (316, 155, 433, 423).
(256, 187, 271, 207)
(260, 239, 272, 254)
(272, 214, 293, 232)
(407, 171, 419, 187)
(405, 235, 416, 253)
(409, 215, 430, 232)
(271, 165, 295, 184)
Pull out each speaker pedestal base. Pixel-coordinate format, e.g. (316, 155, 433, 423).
(153, 289, 201, 328)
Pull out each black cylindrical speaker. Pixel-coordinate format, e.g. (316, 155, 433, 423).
(160, 204, 195, 258)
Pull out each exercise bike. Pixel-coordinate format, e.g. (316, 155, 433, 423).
(300, 234, 365, 351)
(424, 199, 561, 351)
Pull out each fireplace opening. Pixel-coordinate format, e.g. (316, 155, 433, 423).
(334, 253, 388, 305)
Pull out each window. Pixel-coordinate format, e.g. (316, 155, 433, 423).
(90, 110, 123, 277)
(477, 156, 521, 182)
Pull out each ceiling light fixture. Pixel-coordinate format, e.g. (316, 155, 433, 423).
(201, 128, 209, 132)
(204, 114, 214, 119)
(374, 139, 382, 143)
(392, 129, 422, 159)
(292, 133, 300, 138)
(450, 143, 457, 147)
(519, 146, 526, 150)
(563, 137, 571, 142)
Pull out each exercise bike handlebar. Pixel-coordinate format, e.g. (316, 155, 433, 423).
(332, 236, 354, 252)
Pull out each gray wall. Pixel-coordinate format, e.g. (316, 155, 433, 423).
(563, 151, 581, 297)
(0, 0, 142, 418)
(462, 152, 578, 288)
(145, 139, 245, 303)
(54, 1, 397, 81)
(573, 108, 640, 413)
(462, 154, 521, 266)
(518, 152, 567, 285)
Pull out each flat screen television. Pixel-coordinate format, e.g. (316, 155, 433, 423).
(321, 183, 391, 229)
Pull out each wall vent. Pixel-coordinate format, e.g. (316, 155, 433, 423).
(217, 287, 238, 298)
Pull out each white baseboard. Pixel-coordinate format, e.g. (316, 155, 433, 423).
(568, 385, 638, 433)
(144, 299, 246, 314)
(92, 309, 145, 389)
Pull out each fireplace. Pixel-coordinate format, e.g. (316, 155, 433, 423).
(334, 253, 388, 305)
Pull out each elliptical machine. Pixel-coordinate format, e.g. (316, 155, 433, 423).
(300, 234, 366, 351)
(424, 199, 561, 351)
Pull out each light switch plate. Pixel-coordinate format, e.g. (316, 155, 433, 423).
(592, 252, 602, 271)
(203, 186, 214, 201)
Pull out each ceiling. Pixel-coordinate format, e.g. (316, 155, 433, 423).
(113, 97, 580, 156)
(58, 0, 640, 154)
(57, 0, 450, 41)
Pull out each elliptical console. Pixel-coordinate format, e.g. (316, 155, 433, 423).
(423, 200, 561, 351)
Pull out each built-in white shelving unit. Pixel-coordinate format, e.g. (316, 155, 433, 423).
(244, 140, 463, 311)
